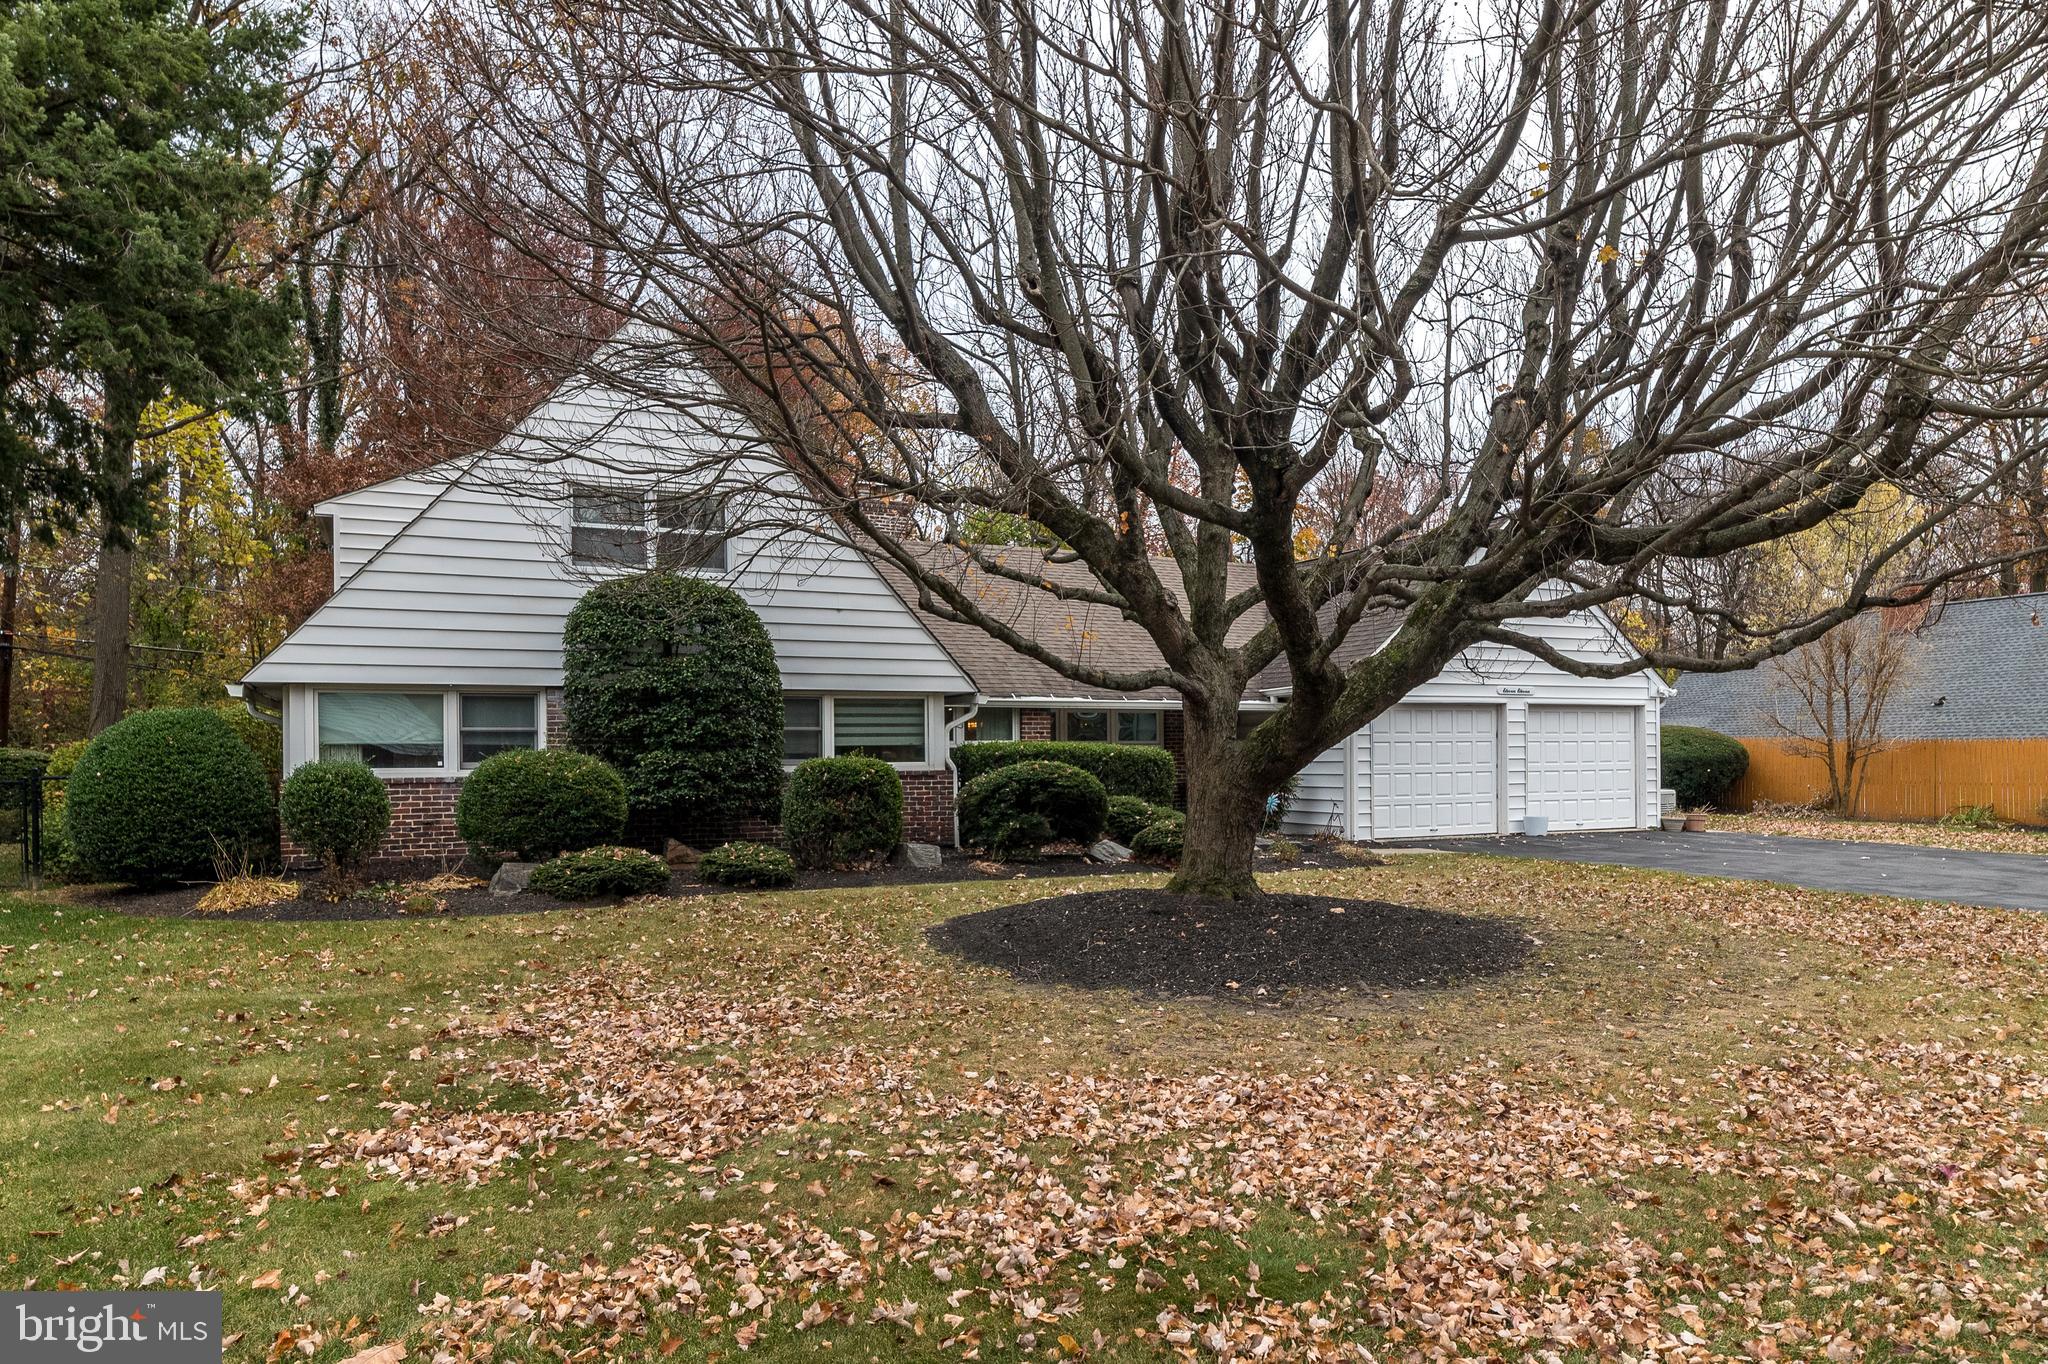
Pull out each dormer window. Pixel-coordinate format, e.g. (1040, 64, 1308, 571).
(572, 485, 729, 571)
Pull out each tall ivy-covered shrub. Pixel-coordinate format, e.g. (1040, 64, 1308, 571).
(562, 573, 785, 825)
(65, 708, 275, 885)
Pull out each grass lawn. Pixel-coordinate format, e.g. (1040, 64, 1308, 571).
(3, 856, 2046, 1361)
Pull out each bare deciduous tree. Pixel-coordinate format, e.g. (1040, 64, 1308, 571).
(1763, 613, 1919, 816)
(427, 0, 2048, 897)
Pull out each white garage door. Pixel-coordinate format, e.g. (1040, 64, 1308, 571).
(1370, 705, 1499, 839)
(1527, 706, 1638, 831)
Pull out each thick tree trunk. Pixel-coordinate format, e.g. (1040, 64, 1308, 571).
(0, 521, 17, 746)
(88, 538, 132, 735)
(1164, 702, 1266, 900)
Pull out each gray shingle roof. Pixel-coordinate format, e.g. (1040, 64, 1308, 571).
(1664, 592, 2048, 740)
(870, 541, 1402, 702)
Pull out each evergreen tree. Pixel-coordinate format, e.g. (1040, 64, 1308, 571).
(0, 0, 300, 729)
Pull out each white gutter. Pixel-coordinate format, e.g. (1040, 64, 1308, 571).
(942, 699, 981, 848)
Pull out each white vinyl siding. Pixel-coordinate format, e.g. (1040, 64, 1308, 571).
(251, 375, 971, 699)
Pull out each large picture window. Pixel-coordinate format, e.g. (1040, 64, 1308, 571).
(960, 707, 1016, 743)
(460, 694, 539, 764)
(1060, 708, 1163, 745)
(319, 693, 445, 769)
(833, 698, 926, 763)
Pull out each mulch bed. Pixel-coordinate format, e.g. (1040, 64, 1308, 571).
(926, 889, 1532, 998)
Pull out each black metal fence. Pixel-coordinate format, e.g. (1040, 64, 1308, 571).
(3, 774, 61, 888)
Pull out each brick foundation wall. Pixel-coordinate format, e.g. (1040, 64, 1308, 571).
(284, 776, 469, 869)
(662, 767, 956, 851)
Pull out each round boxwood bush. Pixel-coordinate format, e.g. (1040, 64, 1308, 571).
(455, 749, 628, 861)
(959, 759, 1107, 858)
(563, 573, 785, 825)
(529, 845, 672, 899)
(279, 760, 391, 871)
(1106, 793, 1175, 845)
(1662, 725, 1750, 809)
(65, 707, 276, 885)
(952, 740, 1175, 803)
(700, 840, 797, 888)
(1130, 811, 1185, 864)
(783, 756, 903, 869)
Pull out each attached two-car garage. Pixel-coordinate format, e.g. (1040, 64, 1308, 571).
(1278, 611, 1670, 844)
(1360, 701, 1649, 839)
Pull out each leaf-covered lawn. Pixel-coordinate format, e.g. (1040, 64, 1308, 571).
(3, 857, 2046, 1362)
(1705, 811, 2048, 856)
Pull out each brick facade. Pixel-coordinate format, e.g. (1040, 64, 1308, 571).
(1019, 708, 1055, 740)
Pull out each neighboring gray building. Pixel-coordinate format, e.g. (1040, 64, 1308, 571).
(1665, 593, 2048, 741)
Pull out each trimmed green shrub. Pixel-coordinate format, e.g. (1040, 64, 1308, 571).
(700, 841, 797, 888)
(1661, 725, 1750, 809)
(40, 740, 89, 881)
(1130, 811, 1185, 864)
(65, 708, 276, 885)
(563, 573, 784, 825)
(214, 703, 283, 786)
(1106, 794, 1175, 845)
(783, 756, 903, 869)
(952, 740, 1175, 804)
(456, 748, 628, 862)
(959, 760, 1107, 858)
(529, 845, 672, 899)
(279, 760, 391, 870)
(0, 747, 50, 787)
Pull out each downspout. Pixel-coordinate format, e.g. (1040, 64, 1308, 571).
(944, 700, 982, 848)
(228, 682, 283, 729)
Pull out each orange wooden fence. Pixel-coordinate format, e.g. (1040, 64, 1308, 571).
(1725, 737, 2048, 825)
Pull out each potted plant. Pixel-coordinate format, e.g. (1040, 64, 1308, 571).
(1680, 810, 1709, 832)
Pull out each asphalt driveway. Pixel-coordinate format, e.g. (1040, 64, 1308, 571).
(1406, 830, 2048, 911)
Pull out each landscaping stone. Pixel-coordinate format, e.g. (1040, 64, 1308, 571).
(489, 862, 537, 897)
(892, 841, 943, 870)
(1087, 839, 1132, 864)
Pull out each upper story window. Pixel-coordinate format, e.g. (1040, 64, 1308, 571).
(570, 487, 647, 565)
(572, 485, 728, 571)
(653, 491, 728, 572)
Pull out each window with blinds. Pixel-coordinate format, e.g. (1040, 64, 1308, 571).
(460, 694, 539, 764)
(318, 693, 445, 768)
(831, 698, 926, 762)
